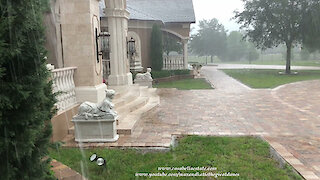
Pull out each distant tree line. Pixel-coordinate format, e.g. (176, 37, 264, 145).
(191, 0, 320, 73)
(234, 0, 320, 73)
(190, 19, 260, 64)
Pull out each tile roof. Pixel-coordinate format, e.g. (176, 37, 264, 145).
(100, 0, 196, 23)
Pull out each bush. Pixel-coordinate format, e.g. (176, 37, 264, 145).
(172, 69, 191, 76)
(150, 24, 163, 71)
(151, 70, 191, 79)
(0, 0, 56, 179)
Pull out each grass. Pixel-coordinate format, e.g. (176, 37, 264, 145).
(222, 69, 320, 88)
(49, 136, 302, 180)
(153, 78, 213, 90)
(188, 56, 320, 67)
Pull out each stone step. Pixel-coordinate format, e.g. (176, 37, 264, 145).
(116, 96, 149, 118)
(117, 101, 159, 135)
(68, 126, 74, 135)
(114, 90, 140, 109)
(61, 134, 75, 146)
(112, 84, 139, 99)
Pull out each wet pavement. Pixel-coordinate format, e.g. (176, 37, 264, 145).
(65, 66, 320, 179)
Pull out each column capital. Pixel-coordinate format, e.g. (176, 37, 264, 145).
(104, 8, 130, 19)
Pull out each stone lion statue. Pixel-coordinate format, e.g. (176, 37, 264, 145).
(135, 68, 152, 81)
(77, 89, 117, 120)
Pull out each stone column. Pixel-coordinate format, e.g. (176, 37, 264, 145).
(60, 0, 107, 103)
(183, 38, 189, 69)
(104, 0, 133, 86)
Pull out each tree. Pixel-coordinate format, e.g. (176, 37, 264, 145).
(163, 32, 182, 56)
(150, 24, 163, 71)
(246, 43, 260, 64)
(0, 0, 56, 179)
(301, 1, 320, 52)
(235, 0, 306, 74)
(190, 18, 227, 62)
(300, 48, 310, 61)
(225, 31, 248, 61)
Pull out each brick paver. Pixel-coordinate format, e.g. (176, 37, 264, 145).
(64, 66, 320, 179)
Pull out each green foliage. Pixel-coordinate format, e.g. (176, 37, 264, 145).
(301, 1, 320, 52)
(300, 48, 310, 61)
(49, 136, 302, 180)
(234, 0, 307, 73)
(0, 0, 55, 179)
(224, 31, 248, 61)
(163, 32, 182, 55)
(172, 69, 191, 76)
(223, 69, 320, 88)
(246, 43, 260, 63)
(190, 18, 227, 61)
(151, 70, 191, 79)
(150, 24, 163, 71)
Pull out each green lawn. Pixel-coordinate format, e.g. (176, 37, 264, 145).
(222, 69, 320, 88)
(223, 60, 320, 67)
(153, 78, 213, 90)
(49, 136, 301, 180)
(188, 56, 320, 67)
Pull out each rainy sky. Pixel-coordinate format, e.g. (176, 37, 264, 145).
(191, 0, 244, 33)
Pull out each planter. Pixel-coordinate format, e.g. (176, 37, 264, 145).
(72, 116, 119, 142)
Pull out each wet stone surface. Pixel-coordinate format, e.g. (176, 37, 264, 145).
(64, 66, 320, 179)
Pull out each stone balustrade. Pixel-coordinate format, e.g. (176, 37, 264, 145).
(51, 67, 77, 113)
(163, 55, 185, 70)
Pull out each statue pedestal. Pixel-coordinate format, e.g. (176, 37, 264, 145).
(134, 68, 153, 88)
(72, 116, 119, 142)
(134, 79, 153, 88)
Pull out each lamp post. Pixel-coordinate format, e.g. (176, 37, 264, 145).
(127, 37, 136, 68)
(128, 37, 136, 56)
(96, 29, 111, 63)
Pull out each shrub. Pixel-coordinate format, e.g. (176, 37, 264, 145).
(150, 24, 163, 71)
(0, 0, 56, 179)
(172, 70, 191, 76)
(151, 70, 191, 79)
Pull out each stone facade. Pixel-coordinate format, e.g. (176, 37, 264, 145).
(59, 0, 107, 103)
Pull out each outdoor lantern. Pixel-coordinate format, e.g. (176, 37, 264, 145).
(99, 31, 111, 54)
(90, 153, 98, 162)
(96, 157, 105, 166)
(96, 28, 111, 63)
(90, 153, 106, 167)
(127, 37, 136, 56)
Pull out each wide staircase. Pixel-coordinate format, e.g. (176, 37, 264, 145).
(67, 84, 160, 137)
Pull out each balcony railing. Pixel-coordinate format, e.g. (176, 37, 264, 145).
(51, 67, 77, 113)
(163, 55, 184, 70)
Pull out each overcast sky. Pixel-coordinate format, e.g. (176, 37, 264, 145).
(191, 0, 244, 33)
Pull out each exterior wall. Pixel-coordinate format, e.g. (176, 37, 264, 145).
(165, 23, 191, 38)
(44, 0, 64, 68)
(51, 104, 79, 142)
(60, 0, 103, 87)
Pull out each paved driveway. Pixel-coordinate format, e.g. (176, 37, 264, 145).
(67, 66, 320, 179)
